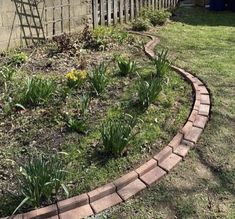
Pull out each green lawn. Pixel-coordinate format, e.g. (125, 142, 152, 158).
(93, 7, 235, 219)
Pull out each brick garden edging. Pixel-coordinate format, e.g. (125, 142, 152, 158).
(3, 32, 211, 219)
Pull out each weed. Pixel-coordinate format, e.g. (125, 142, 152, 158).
(9, 52, 28, 67)
(67, 116, 87, 133)
(89, 63, 108, 95)
(13, 153, 68, 215)
(116, 56, 138, 76)
(132, 18, 150, 31)
(80, 94, 91, 116)
(53, 33, 71, 52)
(18, 76, 55, 107)
(0, 66, 15, 82)
(100, 114, 137, 157)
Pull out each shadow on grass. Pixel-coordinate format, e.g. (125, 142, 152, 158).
(172, 7, 235, 27)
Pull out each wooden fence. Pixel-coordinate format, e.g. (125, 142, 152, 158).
(92, 0, 179, 27)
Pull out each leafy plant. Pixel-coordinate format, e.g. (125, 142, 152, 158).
(153, 49, 170, 80)
(9, 52, 28, 67)
(132, 18, 150, 31)
(53, 33, 71, 52)
(66, 69, 88, 88)
(67, 116, 87, 133)
(80, 94, 91, 116)
(116, 56, 138, 76)
(13, 154, 68, 215)
(137, 76, 162, 108)
(148, 10, 171, 26)
(89, 63, 108, 95)
(101, 114, 137, 157)
(18, 76, 55, 107)
(0, 65, 15, 82)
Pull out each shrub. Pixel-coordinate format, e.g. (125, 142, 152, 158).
(148, 10, 171, 26)
(101, 114, 137, 157)
(116, 56, 138, 76)
(13, 154, 68, 215)
(52, 33, 71, 52)
(153, 49, 170, 80)
(137, 76, 162, 108)
(132, 18, 150, 31)
(66, 69, 88, 88)
(18, 76, 55, 107)
(9, 52, 28, 67)
(0, 65, 15, 82)
(89, 63, 108, 95)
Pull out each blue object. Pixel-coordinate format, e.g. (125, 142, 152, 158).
(227, 0, 235, 11)
(209, 0, 225, 11)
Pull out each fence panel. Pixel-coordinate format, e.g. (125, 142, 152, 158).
(92, 0, 179, 27)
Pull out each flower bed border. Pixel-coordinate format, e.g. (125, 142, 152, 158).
(3, 32, 211, 219)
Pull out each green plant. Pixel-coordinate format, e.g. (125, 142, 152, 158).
(89, 63, 108, 95)
(80, 94, 91, 116)
(66, 69, 88, 89)
(18, 76, 55, 107)
(148, 10, 171, 26)
(13, 154, 68, 215)
(9, 52, 28, 67)
(153, 49, 170, 80)
(101, 114, 137, 157)
(0, 65, 15, 82)
(137, 76, 162, 108)
(67, 116, 87, 133)
(132, 18, 150, 31)
(116, 56, 138, 76)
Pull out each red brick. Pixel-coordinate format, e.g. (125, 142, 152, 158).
(188, 110, 198, 122)
(23, 205, 58, 219)
(181, 139, 195, 147)
(194, 115, 208, 129)
(88, 183, 116, 202)
(90, 193, 122, 214)
(140, 166, 166, 186)
(173, 144, 190, 157)
(158, 154, 182, 172)
(113, 171, 138, 190)
(8, 215, 23, 219)
(153, 146, 172, 163)
(199, 104, 210, 117)
(195, 90, 201, 101)
(135, 159, 157, 177)
(57, 193, 89, 213)
(198, 86, 209, 95)
(200, 94, 210, 105)
(59, 204, 93, 219)
(184, 126, 203, 143)
(180, 121, 193, 135)
(193, 99, 200, 111)
(192, 77, 204, 86)
(168, 133, 183, 150)
(117, 179, 146, 201)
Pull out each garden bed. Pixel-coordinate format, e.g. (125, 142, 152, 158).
(0, 25, 192, 217)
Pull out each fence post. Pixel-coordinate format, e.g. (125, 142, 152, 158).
(113, 0, 117, 25)
(125, 0, 129, 23)
(100, 0, 105, 25)
(93, 0, 99, 27)
(120, 0, 124, 23)
(107, 0, 112, 25)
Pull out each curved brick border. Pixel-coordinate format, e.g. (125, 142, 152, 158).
(3, 32, 211, 219)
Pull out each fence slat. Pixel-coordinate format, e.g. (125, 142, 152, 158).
(125, 0, 129, 23)
(100, 0, 105, 25)
(107, 0, 112, 25)
(136, 0, 139, 16)
(130, 0, 134, 20)
(113, 0, 117, 24)
(120, 0, 124, 23)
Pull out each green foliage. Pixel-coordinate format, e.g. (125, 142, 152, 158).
(0, 66, 15, 82)
(137, 76, 162, 108)
(18, 76, 55, 107)
(116, 56, 138, 76)
(101, 114, 137, 157)
(132, 18, 150, 31)
(153, 49, 170, 80)
(67, 116, 87, 133)
(80, 94, 91, 116)
(9, 52, 28, 67)
(148, 10, 171, 26)
(13, 154, 68, 215)
(89, 63, 108, 95)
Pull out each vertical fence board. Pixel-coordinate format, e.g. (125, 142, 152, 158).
(136, 0, 139, 16)
(107, 0, 112, 25)
(100, 0, 105, 25)
(113, 0, 117, 24)
(120, 0, 124, 23)
(125, 0, 129, 23)
(130, 0, 134, 20)
(93, 0, 99, 27)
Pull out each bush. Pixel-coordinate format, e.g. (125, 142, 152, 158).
(132, 18, 150, 31)
(66, 69, 88, 88)
(89, 63, 108, 95)
(153, 49, 170, 80)
(148, 10, 171, 26)
(101, 114, 137, 157)
(116, 56, 138, 76)
(9, 52, 28, 67)
(0, 65, 15, 82)
(13, 154, 68, 215)
(137, 76, 162, 108)
(18, 76, 55, 107)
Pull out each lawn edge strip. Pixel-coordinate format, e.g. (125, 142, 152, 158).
(3, 32, 211, 219)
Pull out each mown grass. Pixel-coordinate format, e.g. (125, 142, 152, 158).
(93, 7, 235, 219)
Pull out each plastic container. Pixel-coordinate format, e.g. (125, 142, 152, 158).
(209, 0, 225, 11)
